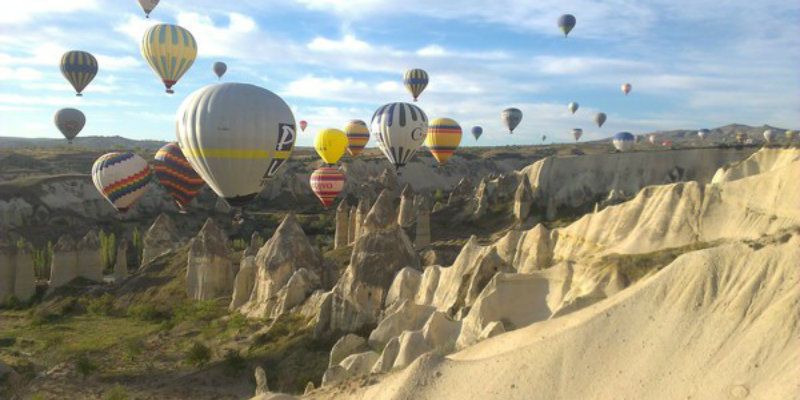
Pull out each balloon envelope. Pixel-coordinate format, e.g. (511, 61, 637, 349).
(471, 126, 483, 140)
(613, 132, 635, 151)
(309, 166, 345, 209)
(425, 117, 462, 165)
(572, 128, 583, 141)
(91, 152, 151, 212)
(137, 0, 159, 17)
(344, 120, 370, 157)
(176, 83, 296, 207)
(54, 108, 85, 143)
(621, 83, 632, 95)
(141, 24, 197, 94)
(314, 128, 347, 165)
(299, 120, 308, 132)
(558, 14, 576, 37)
(594, 112, 607, 127)
(153, 142, 205, 210)
(568, 102, 579, 114)
(697, 129, 710, 140)
(212, 61, 227, 79)
(786, 130, 798, 141)
(649, 134, 657, 144)
(501, 108, 522, 134)
(370, 102, 428, 169)
(403, 68, 429, 101)
(763, 129, 777, 143)
(60, 51, 98, 96)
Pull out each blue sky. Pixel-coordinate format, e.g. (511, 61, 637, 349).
(0, 0, 798, 146)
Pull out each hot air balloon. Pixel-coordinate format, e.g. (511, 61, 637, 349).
(572, 128, 583, 141)
(542, 134, 547, 142)
(54, 108, 85, 143)
(648, 134, 657, 144)
(344, 119, 370, 157)
(697, 129, 710, 140)
(153, 142, 205, 211)
(314, 128, 347, 165)
(91, 152, 152, 213)
(299, 120, 308, 132)
(425, 117, 462, 165)
(568, 102, 579, 114)
(501, 108, 522, 134)
(471, 126, 483, 140)
(613, 132, 635, 152)
(786, 130, 798, 142)
(60, 51, 98, 96)
(763, 129, 776, 143)
(141, 24, 197, 94)
(213, 61, 227, 79)
(403, 68, 428, 101)
(557, 14, 576, 37)
(309, 166, 345, 209)
(176, 83, 296, 207)
(370, 102, 428, 170)
(735, 132, 747, 143)
(621, 83, 632, 95)
(594, 113, 607, 128)
(137, 0, 159, 18)
(661, 140, 673, 147)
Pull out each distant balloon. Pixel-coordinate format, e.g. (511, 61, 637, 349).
(542, 134, 547, 142)
(213, 61, 227, 79)
(501, 108, 522, 134)
(92, 152, 152, 213)
(594, 112, 607, 127)
(612, 132, 635, 152)
(309, 166, 345, 209)
(572, 128, 583, 141)
(471, 126, 483, 140)
(141, 24, 197, 94)
(153, 142, 205, 210)
(648, 134, 657, 144)
(176, 83, 296, 207)
(568, 102, 579, 114)
(403, 68, 429, 102)
(786, 130, 798, 142)
(370, 102, 428, 170)
(60, 51, 98, 96)
(621, 83, 632, 95)
(697, 129, 710, 140)
(137, 0, 160, 18)
(54, 108, 85, 144)
(557, 14, 576, 37)
(314, 128, 347, 165)
(661, 140, 673, 147)
(425, 117, 462, 165)
(763, 129, 776, 143)
(735, 132, 747, 144)
(344, 119, 370, 157)
(299, 120, 308, 132)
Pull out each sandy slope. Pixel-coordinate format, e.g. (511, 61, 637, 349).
(307, 234, 800, 400)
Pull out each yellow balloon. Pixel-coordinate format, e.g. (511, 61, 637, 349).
(141, 24, 197, 94)
(425, 117, 462, 165)
(314, 128, 347, 165)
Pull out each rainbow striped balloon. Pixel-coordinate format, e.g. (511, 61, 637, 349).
(344, 119, 370, 157)
(141, 24, 197, 94)
(309, 167, 345, 209)
(425, 117, 462, 165)
(153, 142, 205, 210)
(91, 152, 152, 213)
(60, 50, 98, 96)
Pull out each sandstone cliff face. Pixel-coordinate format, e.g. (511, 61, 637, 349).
(141, 213, 181, 267)
(186, 218, 235, 301)
(0, 244, 35, 302)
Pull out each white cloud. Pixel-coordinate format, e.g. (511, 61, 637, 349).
(284, 75, 371, 101)
(308, 34, 372, 53)
(417, 45, 447, 57)
(0, 67, 43, 81)
(0, 0, 98, 24)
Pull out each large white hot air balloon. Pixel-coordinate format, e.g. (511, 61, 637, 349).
(370, 102, 428, 170)
(501, 108, 522, 134)
(176, 83, 296, 207)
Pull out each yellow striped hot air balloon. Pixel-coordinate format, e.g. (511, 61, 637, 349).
(141, 24, 197, 94)
(403, 68, 428, 102)
(425, 117, 462, 165)
(60, 50, 98, 96)
(344, 120, 370, 157)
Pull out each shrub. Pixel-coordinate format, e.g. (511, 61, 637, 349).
(172, 299, 222, 323)
(101, 384, 129, 400)
(126, 304, 162, 322)
(185, 342, 211, 367)
(121, 338, 143, 361)
(75, 354, 98, 380)
(221, 349, 247, 376)
(85, 293, 115, 316)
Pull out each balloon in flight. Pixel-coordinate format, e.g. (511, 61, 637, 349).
(471, 126, 483, 140)
(572, 128, 583, 141)
(314, 128, 347, 165)
(425, 117, 462, 165)
(153, 142, 205, 210)
(786, 130, 798, 142)
(697, 129, 710, 140)
(557, 14, 576, 37)
(613, 132, 635, 151)
(54, 108, 85, 143)
(763, 129, 776, 143)
(213, 61, 227, 79)
(344, 119, 370, 157)
(309, 166, 345, 209)
(568, 102, 579, 114)
(594, 112, 607, 127)
(141, 24, 197, 94)
(403, 68, 429, 101)
(621, 83, 632, 95)
(648, 134, 657, 144)
(176, 83, 296, 207)
(370, 102, 428, 170)
(60, 51, 98, 96)
(299, 120, 308, 132)
(91, 152, 152, 213)
(500, 108, 522, 134)
(137, 0, 159, 18)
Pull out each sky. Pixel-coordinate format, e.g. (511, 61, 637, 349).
(0, 0, 798, 146)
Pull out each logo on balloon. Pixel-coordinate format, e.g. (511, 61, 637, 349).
(276, 123, 295, 151)
(410, 127, 423, 141)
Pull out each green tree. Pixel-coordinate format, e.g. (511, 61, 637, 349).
(132, 227, 144, 267)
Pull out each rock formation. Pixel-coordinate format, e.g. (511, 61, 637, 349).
(49, 235, 79, 289)
(334, 200, 349, 250)
(371, 336, 400, 373)
(113, 240, 128, 283)
(239, 213, 322, 318)
(353, 198, 370, 242)
(254, 366, 268, 395)
(513, 178, 533, 221)
(392, 330, 430, 369)
(329, 334, 369, 367)
(385, 267, 422, 307)
(368, 300, 435, 348)
(304, 381, 315, 394)
(414, 196, 431, 248)
(141, 213, 181, 267)
(347, 205, 357, 245)
(76, 230, 103, 283)
(229, 234, 260, 310)
(447, 177, 473, 205)
(0, 243, 35, 302)
(397, 184, 416, 228)
(186, 218, 235, 301)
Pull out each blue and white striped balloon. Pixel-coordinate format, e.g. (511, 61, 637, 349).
(612, 132, 635, 152)
(370, 102, 428, 170)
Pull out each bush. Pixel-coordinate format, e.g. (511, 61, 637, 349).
(126, 304, 162, 322)
(102, 384, 129, 400)
(185, 342, 211, 367)
(172, 299, 223, 323)
(222, 349, 247, 376)
(121, 338, 143, 361)
(0, 295, 21, 310)
(75, 354, 98, 380)
(85, 293, 115, 316)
